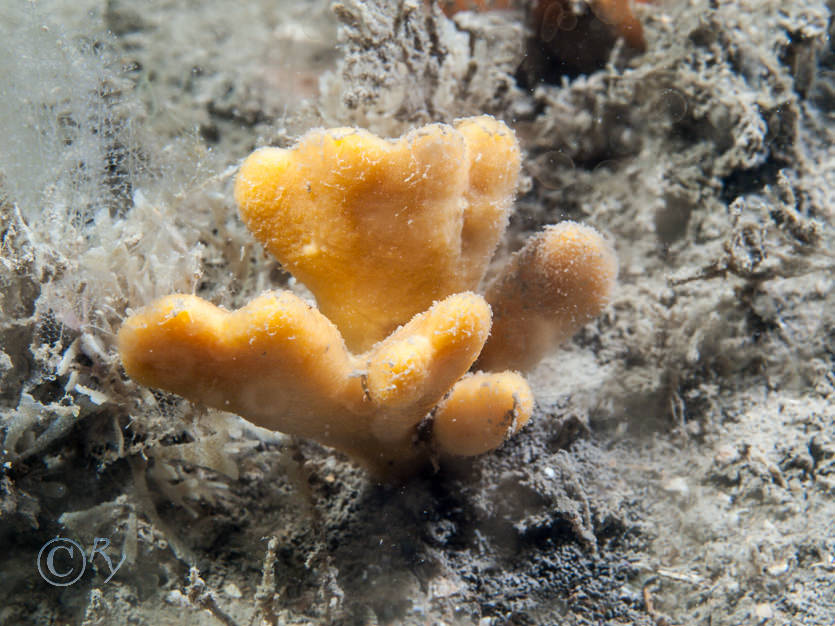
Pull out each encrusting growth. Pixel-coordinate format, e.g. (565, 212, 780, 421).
(118, 116, 615, 477)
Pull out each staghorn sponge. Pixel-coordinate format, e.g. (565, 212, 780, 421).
(119, 116, 615, 478)
(478, 221, 618, 372)
(234, 116, 520, 352)
(119, 291, 532, 476)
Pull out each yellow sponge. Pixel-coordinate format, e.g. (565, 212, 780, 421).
(234, 116, 520, 352)
(433, 372, 533, 457)
(119, 118, 618, 478)
(119, 291, 532, 476)
(478, 221, 618, 372)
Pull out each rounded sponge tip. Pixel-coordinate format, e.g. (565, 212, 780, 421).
(432, 371, 533, 457)
(478, 221, 617, 372)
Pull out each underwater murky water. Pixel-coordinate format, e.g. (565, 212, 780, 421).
(1, 1, 834, 624)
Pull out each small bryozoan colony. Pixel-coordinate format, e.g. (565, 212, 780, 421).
(118, 116, 617, 477)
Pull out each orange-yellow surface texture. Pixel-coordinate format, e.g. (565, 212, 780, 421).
(479, 222, 618, 372)
(234, 116, 520, 352)
(119, 117, 616, 477)
(119, 291, 532, 476)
